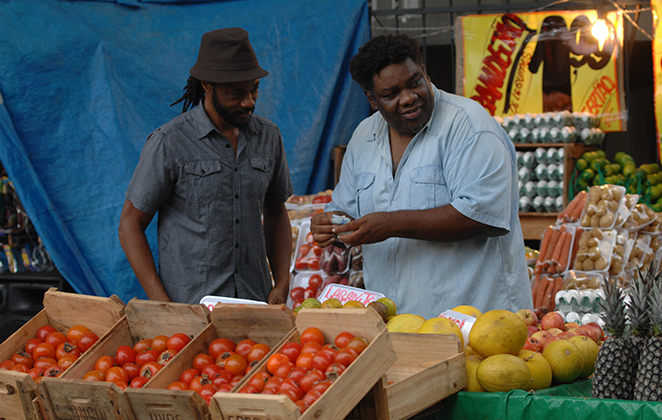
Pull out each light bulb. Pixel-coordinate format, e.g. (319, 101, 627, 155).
(591, 18, 609, 51)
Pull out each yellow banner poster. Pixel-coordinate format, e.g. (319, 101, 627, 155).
(653, 0, 662, 160)
(455, 10, 625, 132)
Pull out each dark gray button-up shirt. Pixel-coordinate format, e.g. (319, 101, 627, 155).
(126, 104, 293, 304)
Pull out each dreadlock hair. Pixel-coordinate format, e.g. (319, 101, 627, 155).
(348, 34, 425, 94)
(171, 76, 207, 113)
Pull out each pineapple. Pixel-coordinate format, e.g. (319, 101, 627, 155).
(633, 275, 662, 401)
(630, 266, 659, 400)
(592, 279, 636, 400)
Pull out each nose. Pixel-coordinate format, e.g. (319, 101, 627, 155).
(241, 92, 256, 108)
(399, 89, 417, 106)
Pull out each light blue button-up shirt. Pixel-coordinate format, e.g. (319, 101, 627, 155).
(327, 85, 533, 319)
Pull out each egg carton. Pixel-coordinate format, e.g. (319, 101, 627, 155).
(555, 288, 605, 315)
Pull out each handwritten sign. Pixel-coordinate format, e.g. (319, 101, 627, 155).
(199, 295, 267, 312)
(318, 284, 385, 306)
(439, 310, 477, 349)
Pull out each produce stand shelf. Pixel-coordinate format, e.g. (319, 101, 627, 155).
(519, 213, 558, 241)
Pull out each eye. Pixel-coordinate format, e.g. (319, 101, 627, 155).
(409, 78, 421, 88)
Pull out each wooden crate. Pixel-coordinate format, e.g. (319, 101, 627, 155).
(0, 288, 125, 420)
(120, 304, 296, 420)
(213, 308, 397, 420)
(347, 333, 466, 420)
(34, 298, 211, 420)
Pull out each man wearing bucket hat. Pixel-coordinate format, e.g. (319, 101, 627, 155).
(119, 28, 293, 305)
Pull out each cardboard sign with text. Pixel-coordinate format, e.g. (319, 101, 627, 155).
(439, 309, 477, 349)
(318, 284, 385, 306)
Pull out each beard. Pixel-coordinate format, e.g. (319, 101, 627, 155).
(211, 89, 254, 128)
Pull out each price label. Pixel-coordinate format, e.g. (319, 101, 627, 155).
(199, 295, 267, 312)
(439, 309, 476, 349)
(318, 284, 385, 306)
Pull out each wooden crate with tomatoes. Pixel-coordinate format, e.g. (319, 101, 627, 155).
(120, 303, 296, 420)
(347, 333, 466, 420)
(213, 308, 396, 420)
(0, 288, 125, 420)
(33, 298, 211, 420)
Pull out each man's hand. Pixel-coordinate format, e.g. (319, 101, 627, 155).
(310, 211, 356, 248)
(268, 281, 289, 305)
(331, 212, 393, 246)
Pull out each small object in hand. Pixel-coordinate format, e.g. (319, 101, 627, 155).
(332, 215, 353, 235)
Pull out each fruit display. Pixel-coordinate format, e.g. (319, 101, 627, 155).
(0, 324, 98, 381)
(462, 308, 603, 393)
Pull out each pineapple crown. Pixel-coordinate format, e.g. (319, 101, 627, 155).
(599, 279, 628, 338)
(626, 267, 657, 336)
(648, 275, 662, 336)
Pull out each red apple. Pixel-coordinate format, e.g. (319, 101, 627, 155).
(516, 308, 539, 327)
(565, 322, 580, 329)
(557, 330, 580, 340)
(547, 327, 564, 336)
(540, 312, 567, 332)
(531, 330, 557, 349)
(527, 325, 540, 336)
(580, 323, 604, 344)
(522, 336, 545, 352)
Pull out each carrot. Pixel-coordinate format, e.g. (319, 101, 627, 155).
(570, 191, 588, 221)
(538, 277, 554, 314)
(556, 231, 573, 272)
(550, 230, 568, 266)
(531, 272, 541, 295)
(559, 194, 580, 222)
(543, 276, 559, 312)
(550, 276, 564, 311)
(543, 228, 562, 263)
(536, 227, 554, 273)
(535, 275, 551, 309)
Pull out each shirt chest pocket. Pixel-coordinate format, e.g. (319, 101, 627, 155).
(355, 172, 376, 217)
(247, 157, 274, 199)
(183, 160, 224, 204)
(410, 166, 450, 210)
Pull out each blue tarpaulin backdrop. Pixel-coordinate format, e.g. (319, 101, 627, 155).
(0, 0, 371, 302)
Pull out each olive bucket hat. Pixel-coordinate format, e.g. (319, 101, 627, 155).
(190, 28, 268, 84)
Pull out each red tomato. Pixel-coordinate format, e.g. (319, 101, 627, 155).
(311, 352, 333, 372)
(150, 335, 169, 353)
(11, 352, 34, 369)
(312, 195, 332, 204)
(208, 338, 236, 360)
(294, 259, 309, 271)
(263, 376, 284, 393)
(266, 353, 290, 375)
(300, 342, 322, 354)
(325, 363, 346, 379)
(130, 376, 149, 388)
(66, 325, 90, 345)
(133, 338, 153, 353)
(27, 367, 45, 381)
(55, 342, 80, 360)
(34, 357, 57, 370)
(299, 243, 312, 257)
(139, 361, 162, 379)
(78, 332, 99, 353)
(278, 387, 301, 403)
(106, 366, 129, 384)
(58, 353, 78, 370)
(295, 352, 315, 370)
(212, 370, 234, 388)
(199, 384, 217, 402)
(319, 344, 338, 358)
(192, 353, 215, 372)
(247, 371, 271, 392)
(301, 327, 325, 346)
(280, 342, 302, 363)
(189, 376, 211, 394)
(280, 378, 304, 400)
(45, 332, 67, 349)
(308, 275, 324, 290)
(167, 333, 191, 352)
(215, 351, 237, 369)
(216, 383, 233, 393)
(10, 363, 29, 373)
(296, 399, 309, 414)
(33, 343, 56, 360)
(0, 360, 15, 370)
(166, 381, 189, 391)
(346, 337, 369, 355)
(305, 232, 314, 245)
(157, 349, 178, 365)
(224, 354, 248, 377)
(312, 246, 323, 257)
(334, 331, 354, 349)
(273, 360, 295, 379)
(115, 345, 136, 366)
(201, 363, 223, 380)
(179, 367, 200, 385)
(299, 369, 325, 393)
(303, 388, 323, 406)
(135, 349, 160, 366)
(36, 326, 57, 342)
(289, 287, 305, 302)
(233, 375, 247, 388)
(122, 363, 141, 381)
(114, 381, 128, 390)
(334, 348, 358, 366)
(247, 343, 271, 364)
(308, 258, 320, 271)
(238, 385, 259, 394)
(95, 355, 117, 373)
(46, 365, 65, 378)
(235, 339, 256, 360)
(303, 287, 318, 300)
(25, 338, 43, 355)
(83, 370, 106, 381)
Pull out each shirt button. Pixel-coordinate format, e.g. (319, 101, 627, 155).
(234, 168, 238, 172)
(390, 200, 396, 206)
(387, 175, 392, 181)
(226, 144, 231, 148)
(388, 256, 393, 262)
(235, 219, 240, 224)
(235, 194, 239, 199)
(235, 243, 239, 248)
(235, 268, 239, 273)
(389, 284, 394, 289)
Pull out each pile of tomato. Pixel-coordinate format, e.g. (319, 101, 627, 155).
(165, 337, 273, 404)
(238, 327, 368, 414)
(294, 232, 323, 271)
(0, 325, 99, 382)
(82, 332, 191, 389)
(289, 274, 324, 308)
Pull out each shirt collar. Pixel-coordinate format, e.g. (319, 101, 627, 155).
(190, 103, 262, 140)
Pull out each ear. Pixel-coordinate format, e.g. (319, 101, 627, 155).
(201, 81, 213, 93)
(364, 90, 378, 111)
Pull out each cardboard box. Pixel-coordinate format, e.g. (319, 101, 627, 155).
(347, 333, 466, 420)
(0, 288, 125, 420)
(121, 303, 296, 420)
(34, 298, 210, 420)
(213, 308, 397, 420)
